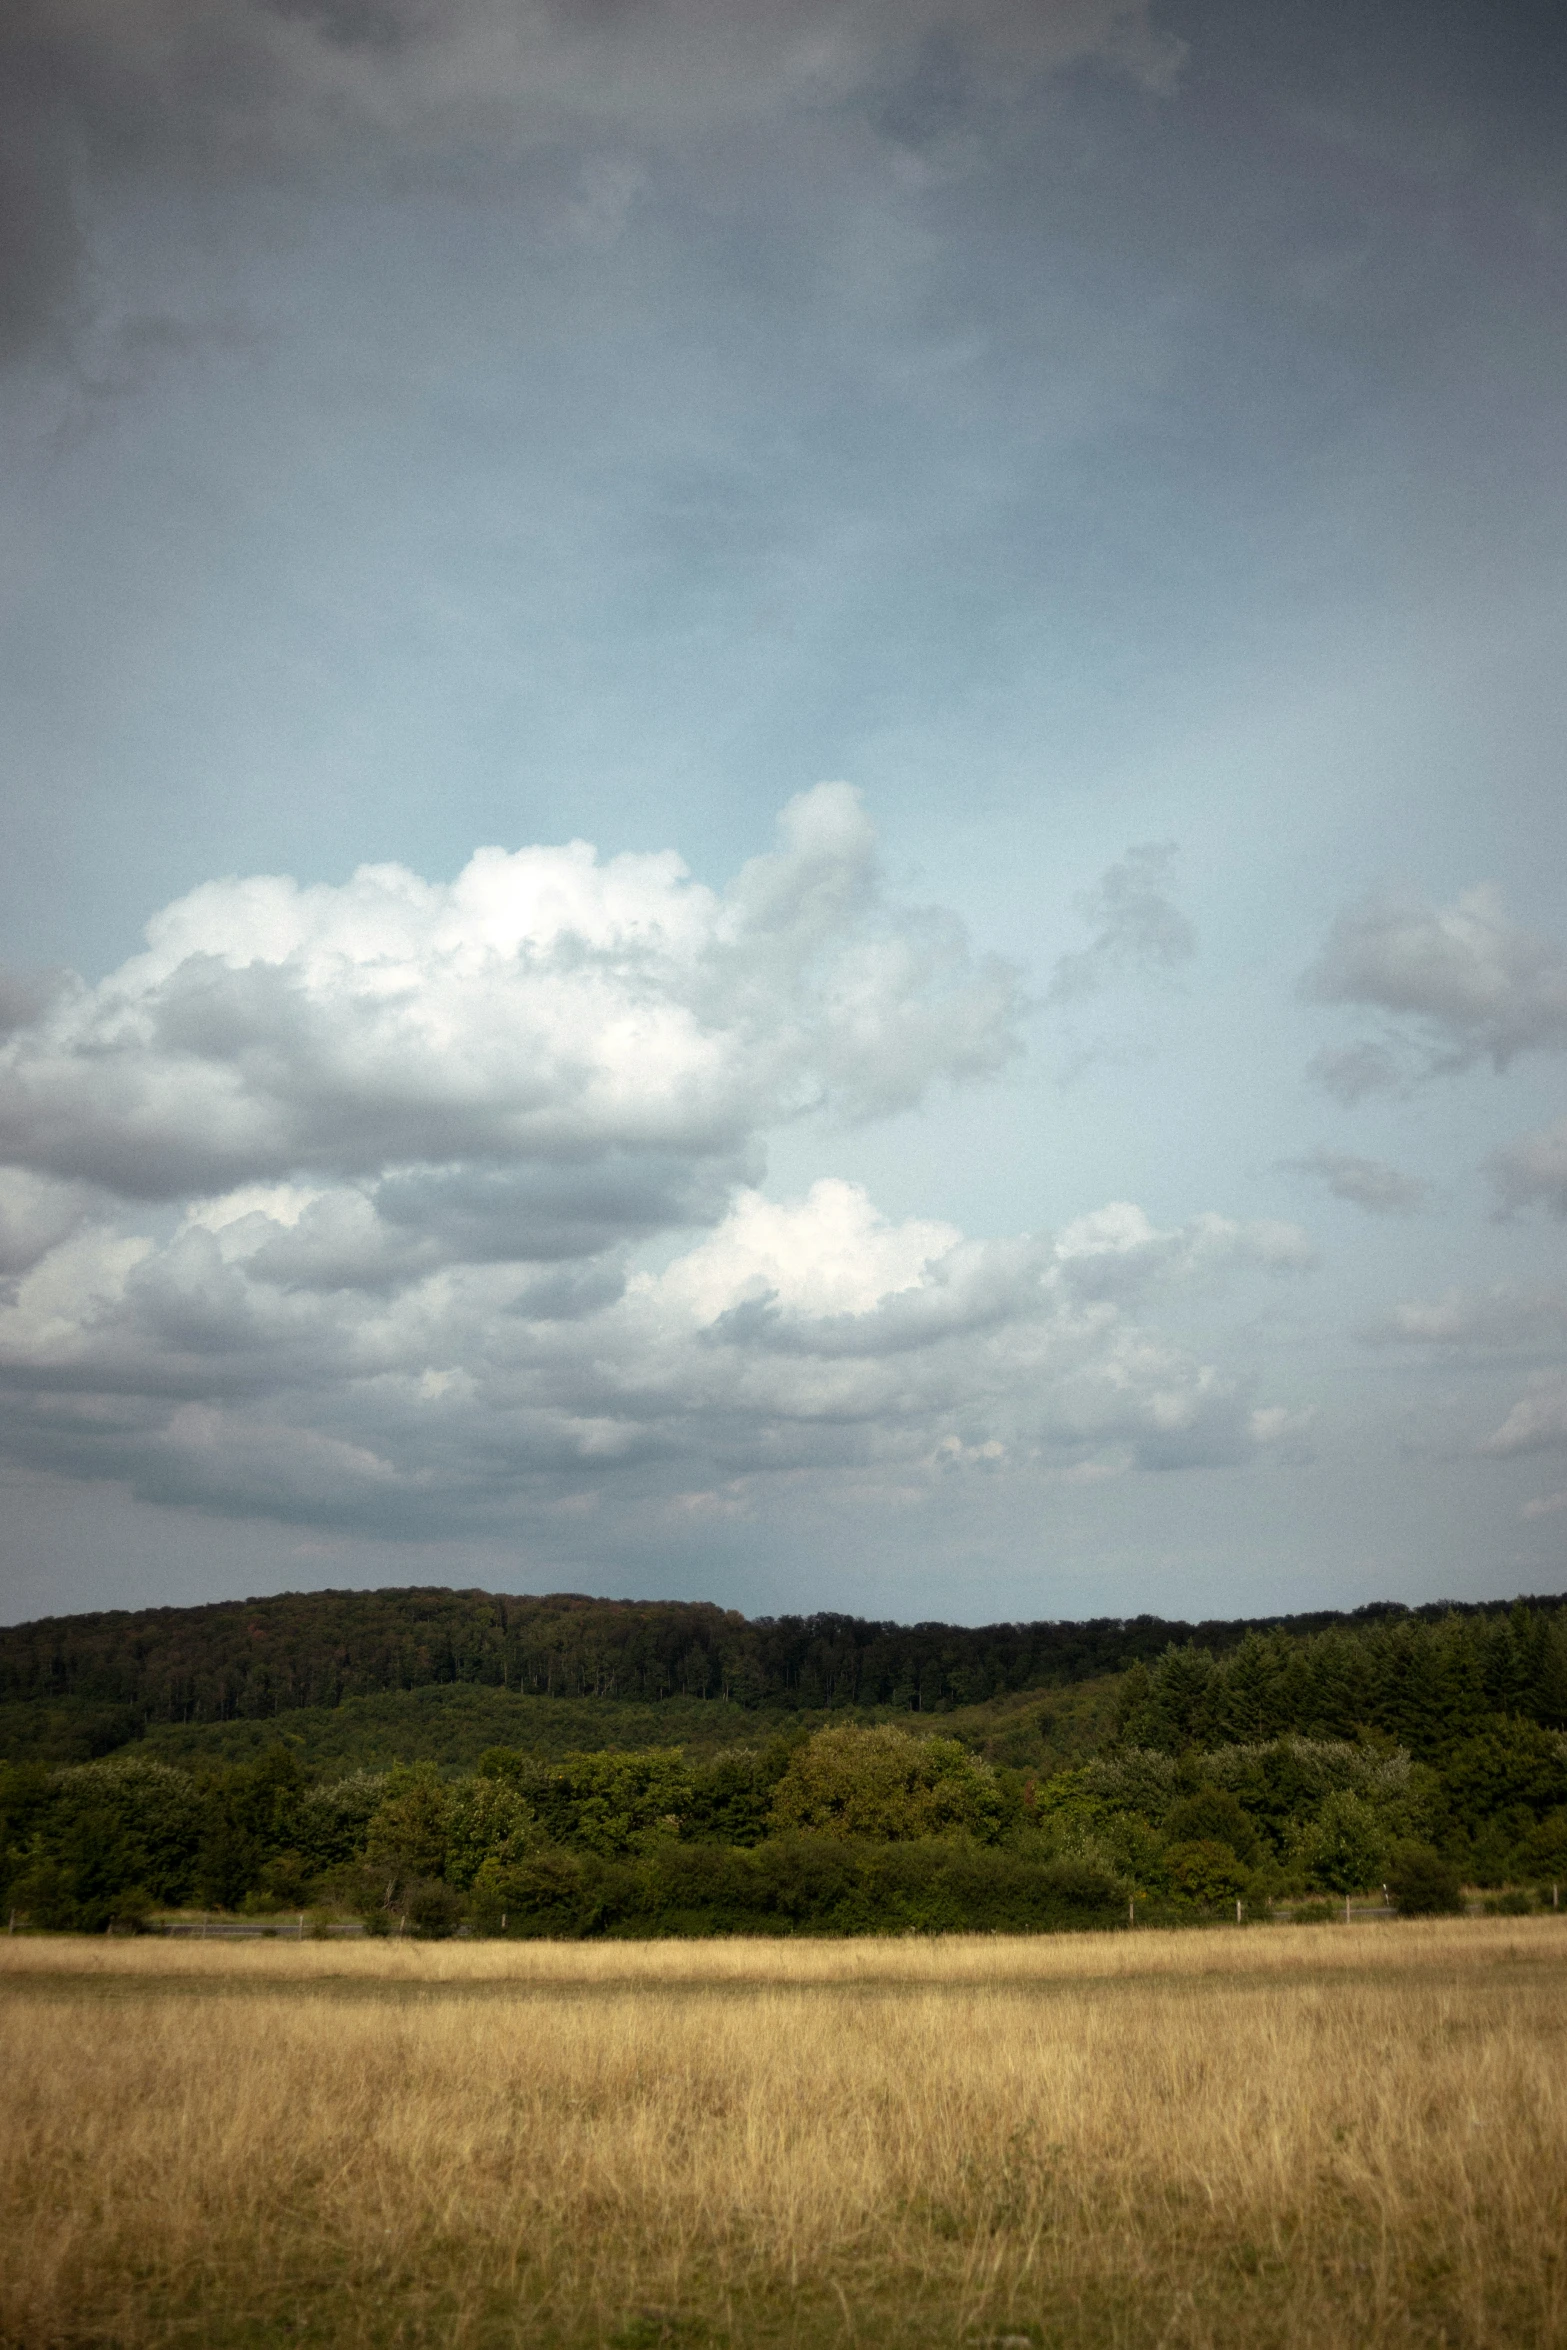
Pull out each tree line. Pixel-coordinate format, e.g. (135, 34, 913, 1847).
(6, 1583, 1561, 1735)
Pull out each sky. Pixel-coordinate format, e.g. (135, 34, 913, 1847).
(2, 0, 1567, 1629)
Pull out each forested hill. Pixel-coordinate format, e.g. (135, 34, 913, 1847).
(3, 1583, 1566, 1734)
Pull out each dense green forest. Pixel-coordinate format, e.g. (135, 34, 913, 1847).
(4, 1583, 1544, 1731)
(2, 1586, 1564, 1936)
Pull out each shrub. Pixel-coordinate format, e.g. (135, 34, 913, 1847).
(479, 1848, 607, 1938)
(400, 1878, 464, 1939)
(256, 1850, 312, 1909)
(1164, 1838, 1250, 1905)
(484, 1833, 1125, 1939)
(1386, 1842, 1465, 1917)
(1516, 1808, 1567, 1881)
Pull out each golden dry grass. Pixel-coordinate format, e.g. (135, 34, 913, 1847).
(3, 1918, 1565, 2350)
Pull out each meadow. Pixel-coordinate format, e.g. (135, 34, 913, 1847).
(3, 1918, 1565, 2350)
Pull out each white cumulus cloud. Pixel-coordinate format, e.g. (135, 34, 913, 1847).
(0, 785, 1019, 1204)
(0, 794, 1311, 1539)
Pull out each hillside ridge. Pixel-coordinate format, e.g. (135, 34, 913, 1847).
(4, 1581, 1566, 1732)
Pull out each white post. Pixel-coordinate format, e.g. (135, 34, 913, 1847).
(298, 1912, 305, 1940)
(1128, 1896, 1134, 1927)
(1236, 1899, 1243, 1925)
(1345, 1894, 1351, 1924)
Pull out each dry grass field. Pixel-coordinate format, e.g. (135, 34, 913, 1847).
(3, 1919, 1565, 2350)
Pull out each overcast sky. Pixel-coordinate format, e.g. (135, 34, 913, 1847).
(3, 0, 1567, 1628)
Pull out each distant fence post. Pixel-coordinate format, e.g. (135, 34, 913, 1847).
(1128, 1897, 1135, 1928)
(1345, 1895, 1351, 1925)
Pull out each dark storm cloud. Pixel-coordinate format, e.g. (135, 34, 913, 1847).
(0, 0, 1181, 365)
(372, 1155, 745, 1265)
(242, 1158, 743, 1295)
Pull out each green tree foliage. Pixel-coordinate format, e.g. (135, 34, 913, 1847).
(1031, 1736, 1434, 1896)
(0, 1762, 52, 1915)
(10, 1757, 206, 1927)
(1293, 1790, 1391, 1893)
(475, 1741, 794, 1855)
(1164, 1786, 1260, 1865)
(480, 1747, 696, 1856)
(768, 1725, 1004, 1842)
(1440, 1719, 1567, 1834)
(1117, 1606, 1567, 1756)
(364, 1766, 452, 1897)
(193, 1748, 304, 1908)
(443, 1776, 538, 1890)
(14, 1584, 1554, 1738)
(7, 1593, 1567, 1934)
(294, 1773, 387, 1875)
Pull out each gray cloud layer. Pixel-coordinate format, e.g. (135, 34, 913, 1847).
(1047, 841, 1197, 1004)
(1360, 1284, 1567, 1353)
(0, 0, 1181, 366)
(1489, 1116, 1567, 1220)
(1361, 1278, 1567, 1472)
(0, 1180, 1309, 1531)
(1305, 884, 1567, 1094)
(1283, 1150, 1428, 1217)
